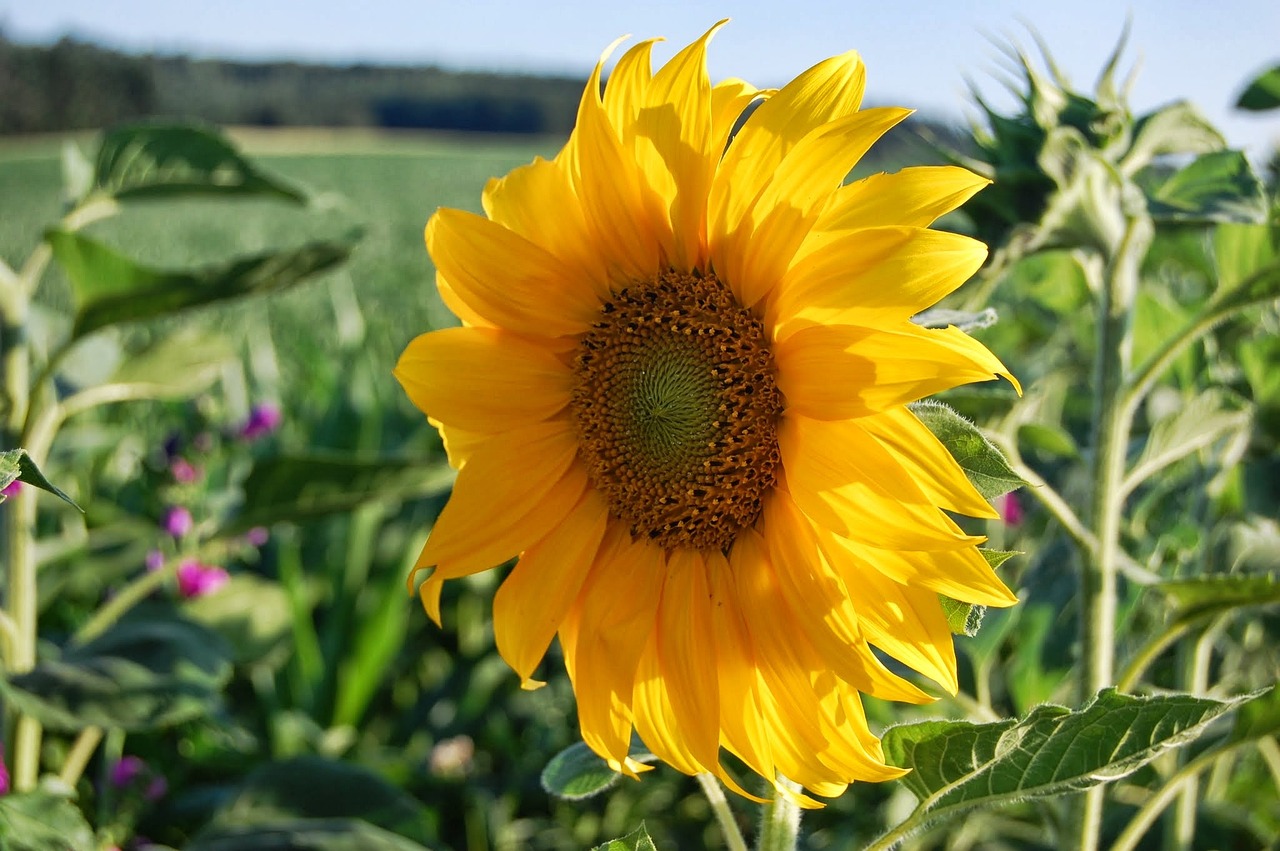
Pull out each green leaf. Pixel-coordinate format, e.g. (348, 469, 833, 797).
(1158, 572, 1280, 620)
(1230, 684, 1280, 742)
(938, 551, 1018, 637)
(1236, 65, 1280, 111)
(911, 401, 1025, 500)
(1213, 223, 1279, 292)
(0, 791, 97, 851)
(92, 122, 306, 203)
(48, 227, 360, 339)
(187, 819, 429, 851)
(216, 756, 432, 845)
(541, 741, 658, 801)
(229, 453, 455, 533)
(0, 611, 232, 731)
(1147, 150, 1268, 224)
(1123, 101, 1224, 175)
(1123, 391, 1251, 494)
(0, 449, 82, 510)
(882, 688, 1254, 830)
(183, 574, 293, 666)
(108, 329, 236, 399)
(1017, 422, 1080, 460)
(594, 824, 657, 851)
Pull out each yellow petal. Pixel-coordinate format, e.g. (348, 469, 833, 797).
(431, 419, 487, 471)
(426, 208, 599, 337)
(604, 38, 658, 136)
(563, 525, 665, 770)
(412, 420, 586, 579)
(809, 165, 992, 241)
(710, 78, 766, 153)
(395, 327, 573, 432)
(436, 272, 494, 329)
(778, 413, 978, 549)
(493, 487, 610, 684)
(859, 406, 999, 519)
(481, 156, 610, 299)
(772, 227, 988, 335)
(775, 322, 1019, 420)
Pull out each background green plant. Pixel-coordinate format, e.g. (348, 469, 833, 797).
(0, 36, 1277, 851)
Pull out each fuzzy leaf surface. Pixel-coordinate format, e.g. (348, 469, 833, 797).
(911, 401, 1024, 500)
(0, 449, 81, 510)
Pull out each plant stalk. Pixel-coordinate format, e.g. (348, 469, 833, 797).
(693, 773, 749, 851)
(757, 777, 802, 851)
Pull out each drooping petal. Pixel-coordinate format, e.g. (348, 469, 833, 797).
(493, 487, 610, 685)
(562, 526, 665, 772)
(772, 227, 988, 335)
(810, 165, 991, 238)
(395, 327, 573, 432)
(411, 421, 586, 584)
(426, 209, 600, 337)
(775, 322, 1019, 420)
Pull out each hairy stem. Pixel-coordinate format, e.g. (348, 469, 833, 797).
(693, 773, 748, 851)
(756, 777, 802, 851)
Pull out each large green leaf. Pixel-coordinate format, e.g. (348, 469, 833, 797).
(92, 122, 306, 203)
(1236, 65, 1280, 111)
(0, 611, 232, 731)
(911, 401, 1024, 500)
(48, 227, 360, 339)
(1123, 101, 1224, 175)
(882, 689, 1257, 829)
(594, 825, 657, 851)
(187, 819, 428, 851)
(1157, 572, 1280, 620)
(216, 756, 432, 845)
(228, 453, 455, 532)
(1214, 223, 1279, 292)
(0, 791, 96, 851)
(0, 449, 82, 510)
(1123, 391, 1250, 495)
(542, 741, 659, 801)
(1146, 150, 1268, 224)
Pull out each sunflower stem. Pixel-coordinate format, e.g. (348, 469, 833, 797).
(1075, 212, 1150, 851)
(756, 777, 802, 851)
(694, 773, 749, 851)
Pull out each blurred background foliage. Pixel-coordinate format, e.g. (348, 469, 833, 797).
(0, 25, 1277, 851)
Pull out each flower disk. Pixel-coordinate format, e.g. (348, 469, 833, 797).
(396, 20, 1021, 808)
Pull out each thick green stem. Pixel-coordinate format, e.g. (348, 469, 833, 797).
(757, 777, 801, 851)
(1076, 214, 1149, 851)
(693, 773, 748, 851)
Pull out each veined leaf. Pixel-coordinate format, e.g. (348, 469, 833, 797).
(594, 825, 657, 851)
(0, 791, 96, 851)
(186, 819, 428, 851)
(1146, 150, 1267, 224)
(1236, 65, 1280, 111)
(48, 227, 360, 339)
(882, 688, 1257, 829)
(1123, 101, 1224, 176)
(229, 453, 454, 533)
(542, 741, 658, 801)
(92, 123, 306, 203)
(911, 401, 1025, 500)
(1158, 573, 1280, 620)
(1123, 391, 1250, 495)
(0, 449, 82, 510)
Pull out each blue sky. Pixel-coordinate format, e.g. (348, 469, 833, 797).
(3, 0, 1277, 152)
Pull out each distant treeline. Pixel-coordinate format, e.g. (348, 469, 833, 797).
(0, 33, 971, 157)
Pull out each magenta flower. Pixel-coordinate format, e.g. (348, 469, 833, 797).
(110, 755, 145, 788)
(163, 506, 193, 538)
(0, 742, 9, 795)
(144, 550, 165, 573)
(1, 480, 21, 499)
(176, 560, 229, 598)
(1000, 491, 1025, 527)
(170, 458, 200, 484)
(238, 403, 282, 441)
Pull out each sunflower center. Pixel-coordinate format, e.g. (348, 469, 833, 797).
(571, 270, 784, 552)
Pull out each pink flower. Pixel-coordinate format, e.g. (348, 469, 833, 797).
(238, 403, 282, 441)
(176, 560, 229, 598)
(0, 742, 10, 795)
(245, 526, 269, 547)
(144, 550, 165, 573)
(170, 458, 200, 484)
(163, 506, 193, 538)
(1, 480, 21, 499)
(110, 755, 145, 788)
(1000, 492, 1025, 527)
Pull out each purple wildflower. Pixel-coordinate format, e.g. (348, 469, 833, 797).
(144, 550, 165, 573)
(163, 506, 193, 538)
(176, 560, 229, 598)
(239, 403, 282, 441)
(1, 480, 21, 499)
(245, 526, 269, 547)
(110, 755, 145, 788)
(1000, 492, 1024, 527)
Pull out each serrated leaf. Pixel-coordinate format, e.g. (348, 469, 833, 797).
(0, 791, 97, 851)
(187, 819, 428, 851)
(1147, 150, 1268, 224)
(47, 227, 360, 339)
(882, 688, 1255, 829)
(1123, 101, 1224, 175)
(1236, 65, 1280, 111)
(1123, 391, 1251, 494)
(108, 329, 236, 399)
(0, 611, 231, 731)
(216, 757, 432, 845)
(541, 741, 658, 801)
(0, 449, 82, 510)
(912, 307, 998, 333)
(911, 401, 1025, 500)
(594, 824, 657, 851)
(229, 454, 455, 533)
(92, 122, 306, 203)
(1158, 573, 1280, 620)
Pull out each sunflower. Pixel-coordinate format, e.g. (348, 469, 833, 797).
(396, 21, 1019, 807)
